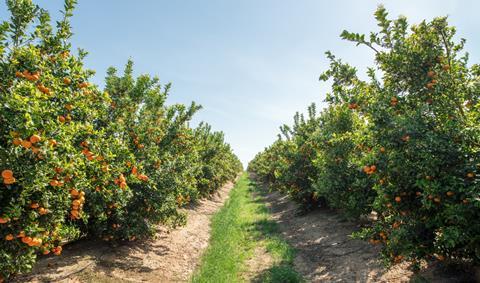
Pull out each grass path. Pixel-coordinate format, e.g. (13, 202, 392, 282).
(192, 173, 302, 283)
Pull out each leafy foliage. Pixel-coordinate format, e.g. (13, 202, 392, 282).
(249, 5, 479, 269)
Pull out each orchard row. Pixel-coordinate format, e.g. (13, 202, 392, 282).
(0, 0, 241, 280)
(249, 7, 479, 269)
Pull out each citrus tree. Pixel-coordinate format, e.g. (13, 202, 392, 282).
(0, 1, 241, 280)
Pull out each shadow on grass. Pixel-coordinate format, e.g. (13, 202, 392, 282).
(246, 180, 304, 283)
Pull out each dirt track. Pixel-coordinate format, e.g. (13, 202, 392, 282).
(15, 181, 235, 283)
(261, 189, 478, 283)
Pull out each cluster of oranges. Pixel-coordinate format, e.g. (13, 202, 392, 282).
(36, 83, 51, 95)
(426, 70, 438, 89)
(15, 70, 40, 81)
(130, 166, 149, 182)
(69, 188, 85, 220)
(348, 102, 359, 110)
(12, 134, 44, 157)
(362, 165, 377, 175)
(6, 230, 61, 256)
(80, 141, 100, 162)
(30, 202, 49, 215)
(1, 170, 16, 185)
(114, 174, 127, 189)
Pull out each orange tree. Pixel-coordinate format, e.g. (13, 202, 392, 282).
(331, 7, 480, 266)
(249, 104, 322, 211)
(0, 0, 241, 280)
(250, 6, 479, 268)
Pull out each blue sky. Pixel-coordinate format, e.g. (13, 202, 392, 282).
(1, 1, 479, 166)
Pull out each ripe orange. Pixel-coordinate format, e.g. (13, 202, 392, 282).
(1, 170, 13, 179)
(13, 138, 22, 146)
(380, 147, 386, 153)
(70, 188, 79, 197)
(394, 196, 401, 203)
(30, 134, 41, 144)
(427, 70, 436, 78)
(63, 77, 71, 85)
(58, 116, 66, 123)
(138, 174, 149, 182)
(5, 234, 14, 241)
(21, 236, 33, 244)
(467, 172, 475, 178)
(442, 65, 450, 71)
(21, 140, 32, 148)
(30, 202, 40, 209)
(446, 191, 454, 197)
(38, 207, 48, 215)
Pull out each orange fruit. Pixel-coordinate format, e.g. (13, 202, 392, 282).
(13, 138, 22, 146)
(78, 82, 89, 88)
(21, 236, 33, 244)
(442, 65, 450, 71)
(467, 172, 475, 178)
(49, 139, 58, 146)
(5, 234, 14, 241)
(58, 116, 66, 123)
(70, 188, 79, 197)
(446, 191, 454, 197)
(30, 135, 42, 144)
(138, 174, 149, 182)
(380, 147, 386, 153)
(394, 196, 401, 203)
(38, 207, 48, 215)
(1, 170, 13, 179)
(63, 77, 71, 85)
(427, 70, 436, 78)
(30, 202, 40, 209)
(21, 140, 32, 148)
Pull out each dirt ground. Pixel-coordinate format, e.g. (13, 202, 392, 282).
(260, 190, 479, 283)
(15, 180, 235, 283)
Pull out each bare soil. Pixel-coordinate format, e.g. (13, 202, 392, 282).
(15, 180, 235, 283)
(261, 190, 479, 283)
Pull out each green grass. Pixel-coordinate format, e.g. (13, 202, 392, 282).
(191, 173, 302, 283)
